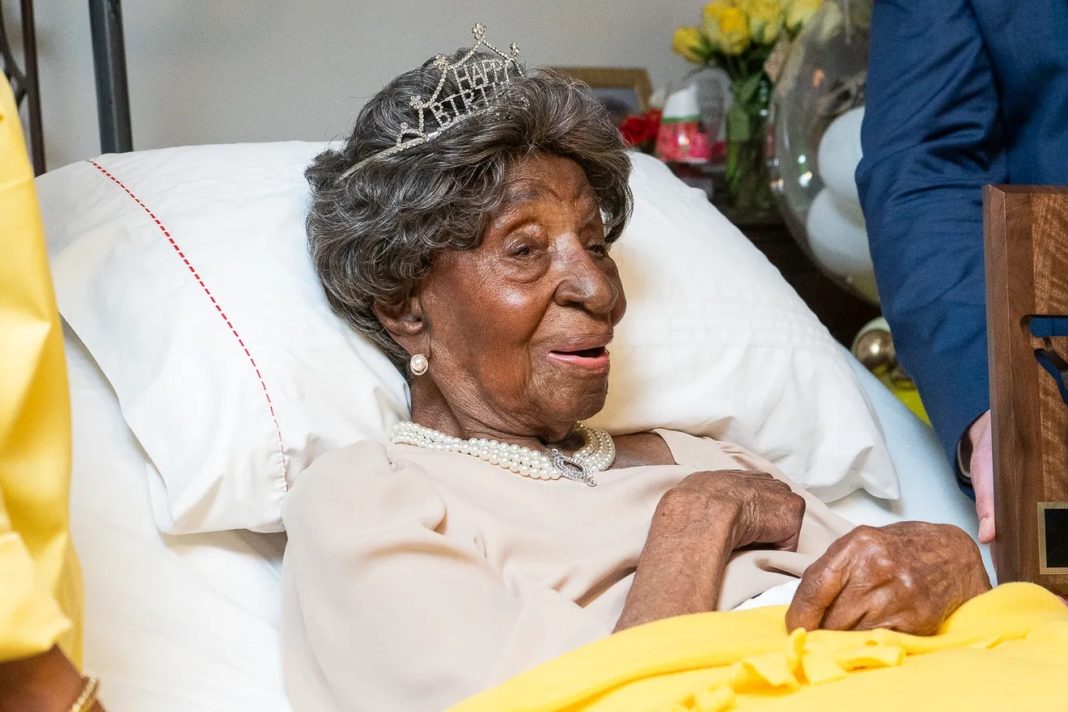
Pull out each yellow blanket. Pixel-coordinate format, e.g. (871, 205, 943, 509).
(453, 583, 1065, 711)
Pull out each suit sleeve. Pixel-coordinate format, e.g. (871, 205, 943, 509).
(855, 0, 1005, 468)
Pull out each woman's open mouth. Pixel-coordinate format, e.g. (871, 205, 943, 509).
(547, 346, 610, 372)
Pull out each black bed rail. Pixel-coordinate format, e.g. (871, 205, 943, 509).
(89, 0, 132, 154)
(0, 0, 45, 174)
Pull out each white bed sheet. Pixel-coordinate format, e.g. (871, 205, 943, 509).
(67, 332, 990, 711)
(67, 329, 290, 711)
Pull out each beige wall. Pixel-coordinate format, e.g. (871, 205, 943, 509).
(10, 1, 700, 169)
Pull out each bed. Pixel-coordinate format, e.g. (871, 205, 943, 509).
(6, 4, 992, 710)
(62, 319, 988, 711)
(35, 142, 990, 711)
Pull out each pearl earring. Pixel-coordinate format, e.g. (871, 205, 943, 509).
(409, 353, 429, 376)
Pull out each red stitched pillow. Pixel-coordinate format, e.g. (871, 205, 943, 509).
(37, 145, 897, 534)
(41, 142, 408, 533)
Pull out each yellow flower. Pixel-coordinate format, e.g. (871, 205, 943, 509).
(703, 4, 751, 56)
(741, 0, 784, 45)
(785, 0, 822, 34)
(702, 0, 738, 24)
(673, 25, 709, 64)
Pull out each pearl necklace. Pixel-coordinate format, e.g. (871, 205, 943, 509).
(390, 421, 615, 487)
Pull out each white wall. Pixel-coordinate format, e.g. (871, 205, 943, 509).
(11, 1, 700, 169)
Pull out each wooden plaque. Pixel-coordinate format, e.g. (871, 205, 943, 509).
(984, 186, 1068, 594)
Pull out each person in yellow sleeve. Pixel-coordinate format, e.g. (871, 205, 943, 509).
(0, 77, 104, 710)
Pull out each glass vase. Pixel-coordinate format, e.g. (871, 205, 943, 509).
(725, 73, 776, 216)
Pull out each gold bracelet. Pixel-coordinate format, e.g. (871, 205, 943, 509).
(70, 676, 99, 712)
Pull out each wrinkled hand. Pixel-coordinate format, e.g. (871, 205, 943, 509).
(659, 469, 807, 552)
(786, 522, 991, 636)
(617, 470, 807, 631)
(968, 410, 995, 544)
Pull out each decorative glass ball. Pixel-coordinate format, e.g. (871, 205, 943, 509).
(851, 318, 895, 373)
(768, 0, 877, 304)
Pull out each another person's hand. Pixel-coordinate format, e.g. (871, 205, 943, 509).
(967, 410, 995, 544)
(0, 646, 105, 712)
(785, 522, 991, 636)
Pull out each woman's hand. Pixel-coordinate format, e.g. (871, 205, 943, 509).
(785, 522, 991, 636)
(616, 470, 806, 631)
(657, 469, 807, 552)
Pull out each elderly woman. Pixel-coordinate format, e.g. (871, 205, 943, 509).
(282, 28, 991, 711)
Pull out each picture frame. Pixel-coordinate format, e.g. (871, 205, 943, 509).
(550, 67, 653, 123)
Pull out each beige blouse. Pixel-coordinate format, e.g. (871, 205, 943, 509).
(281, 429, 853, 711)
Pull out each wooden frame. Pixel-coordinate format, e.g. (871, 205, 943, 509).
(984, 185, 1068, 594)
(550, 66, 652, 118)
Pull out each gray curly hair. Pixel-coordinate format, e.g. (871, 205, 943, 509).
(305, 50, 633, 371)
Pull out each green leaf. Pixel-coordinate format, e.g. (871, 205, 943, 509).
(731, 72, 765, 107)
(725, 103, 752, 142)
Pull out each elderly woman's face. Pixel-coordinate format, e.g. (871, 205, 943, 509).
(412, 153, 626, 439)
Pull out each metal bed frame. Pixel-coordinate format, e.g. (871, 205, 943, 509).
(1, 0, 132, 175)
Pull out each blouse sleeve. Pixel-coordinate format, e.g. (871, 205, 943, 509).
(0, 75, 78, 665)
(281, 440, 609, 711)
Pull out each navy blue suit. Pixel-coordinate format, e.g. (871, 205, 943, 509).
(856, 0, 1068, 470)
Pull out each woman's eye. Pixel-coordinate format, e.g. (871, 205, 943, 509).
(588, 241, 609, 256)
(509, 243, 534, 258)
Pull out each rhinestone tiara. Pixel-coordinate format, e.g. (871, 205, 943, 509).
(338, 23, 523, 180)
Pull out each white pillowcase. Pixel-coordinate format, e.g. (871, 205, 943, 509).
(590, 154, 897, 502)
(66, 329, 290, 710)
(39, 143, 896, 534)
(41, 143, 408, 533)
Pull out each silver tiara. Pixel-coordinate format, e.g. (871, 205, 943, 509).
(338, 23, 523, 180)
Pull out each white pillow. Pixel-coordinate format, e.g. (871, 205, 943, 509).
(39, 143, 896, 534)
(590, 154, 897, 501)
(65, 329, 291, 710)
(41, 143, 408, 534)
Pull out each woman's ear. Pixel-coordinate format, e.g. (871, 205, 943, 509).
(373, 296, 426, 355)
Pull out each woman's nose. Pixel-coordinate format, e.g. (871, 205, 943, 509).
(554, 243, 618, 316)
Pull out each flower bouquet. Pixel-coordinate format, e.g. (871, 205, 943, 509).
(673, 0, 822, 214)
(619, 108, 663, 155)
